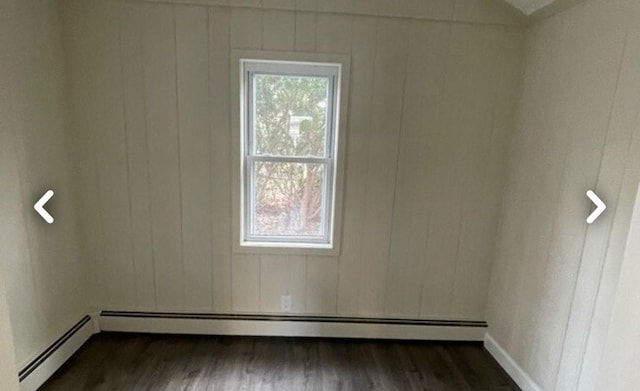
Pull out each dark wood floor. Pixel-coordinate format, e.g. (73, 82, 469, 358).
(41, 333, 520, 390)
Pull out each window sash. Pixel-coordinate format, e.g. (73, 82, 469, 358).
(241, 60, 340, 246)
(245, 157, 333, 244)
(247, 70, 337, 160)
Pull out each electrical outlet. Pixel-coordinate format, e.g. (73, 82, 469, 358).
(280, 295, 292, 312)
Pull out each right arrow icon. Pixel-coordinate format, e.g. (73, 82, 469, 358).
(586, 190, 606, 224)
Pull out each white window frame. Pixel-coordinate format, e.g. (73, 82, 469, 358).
(240, 59, 340, 249)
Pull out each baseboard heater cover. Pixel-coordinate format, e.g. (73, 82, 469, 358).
(18, 315, 95, 391)
(100, 311, 488, 341)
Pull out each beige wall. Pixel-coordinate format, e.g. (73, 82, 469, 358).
(486, 0, 640, 389)
(0, 0, 90, 369)
(64, 0, 523, 320)
(0, 280, 20, 391)
(595, 182, 640, 391)
(11, 0, 640, 389)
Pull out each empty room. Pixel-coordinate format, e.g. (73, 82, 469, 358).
(2, 0, 640, 390)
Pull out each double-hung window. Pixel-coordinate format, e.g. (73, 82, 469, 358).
(240, 59, 341, 249)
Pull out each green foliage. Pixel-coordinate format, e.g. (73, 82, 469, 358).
(252, 74, 330, 237)
(254, 74, 328, 157)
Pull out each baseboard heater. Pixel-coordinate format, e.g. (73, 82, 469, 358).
(99, 310, 488, 341)
(19, 315, 95, 391)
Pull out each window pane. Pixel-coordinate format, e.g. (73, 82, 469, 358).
(251, 161, 326, 238)
(253, 74, 329, 158)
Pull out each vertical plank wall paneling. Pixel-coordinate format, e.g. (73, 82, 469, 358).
(65, 0, 111, 315)
(143, 3, 184, 310)
(294, 12, 316, 52)
(228, 6, 262, 312)
(384, 19, 450, 317)
(259, 255, 288, 313)
(358, 18, 409, 316)
(448, 24, 518, 320)
(485, 0, 640, 389)
(209, 6, 233, 311)
(176, 5, 213, 311)
(530, 6, 625, 386)
(581, 22, 640, 390)
(120, 1, 157, 309)
(87, 0, 135, 309)
(336, 16, 376, 315)
(65, 0, 524, 320)
(227, 8, 263, 312)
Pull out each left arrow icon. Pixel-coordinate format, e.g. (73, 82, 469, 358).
(34, 190, 54, 224)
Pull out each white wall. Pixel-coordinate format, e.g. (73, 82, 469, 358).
(64, 0, 524, 320)
(0, 0, 90, 369)
(486, 0, 640, 389)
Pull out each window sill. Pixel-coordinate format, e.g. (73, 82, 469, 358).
(234, 241, 340, 257)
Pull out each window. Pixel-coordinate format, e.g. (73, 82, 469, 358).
(240, 59, 342, 249)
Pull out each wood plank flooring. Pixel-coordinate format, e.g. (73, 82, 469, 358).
(40, 333, 520, 390)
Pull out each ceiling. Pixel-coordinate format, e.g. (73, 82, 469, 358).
(503, 0, 558, 14)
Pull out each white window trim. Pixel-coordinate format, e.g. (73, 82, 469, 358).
(243, 61, 339, 247)
(230, 50, 350, 256)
